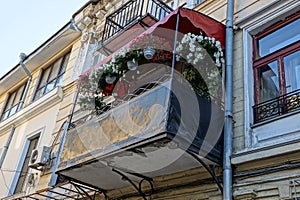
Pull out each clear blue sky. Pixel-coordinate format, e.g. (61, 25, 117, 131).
(0, 0, 88, 77)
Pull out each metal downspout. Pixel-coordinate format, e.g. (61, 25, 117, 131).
(0, 126, 15, 169)
(19, 53, 32, 109)
(223, 0, 234, 199)
(48, 90, 79, 187)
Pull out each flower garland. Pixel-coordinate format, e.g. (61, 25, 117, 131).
(78, 34, 173, 112)
(175, 32, 225, 100)
(78, 32, 225, 112)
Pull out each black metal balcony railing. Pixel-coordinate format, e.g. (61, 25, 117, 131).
(101, 0, 173, 44)
(253, 89, 300, 123)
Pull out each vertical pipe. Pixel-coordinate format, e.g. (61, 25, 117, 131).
(0, 126, 15, 169)
(223, 0, 234, 199)
(48, 90, 79, 187)
(171, 9, 180, 79)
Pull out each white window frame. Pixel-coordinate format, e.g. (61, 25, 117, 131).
(8, 128, 44, 196)
(238, 0, 300, 148)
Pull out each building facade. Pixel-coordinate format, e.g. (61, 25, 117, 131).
(0, 0, 299, 199)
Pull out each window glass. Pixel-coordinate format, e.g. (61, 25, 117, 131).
(39, 67, 51, 88)
(257, 61, 279, 102)
(1, 84, 26, 121)
(48, 60, 61, 81)
(14, 85, 25, 107)
(1, 111, 9, 120)
(60, 53, 70, 75)
(258, 18, 300, 57)
(284, 50, 300, 93)
(5, 92, 16, 111)
(13, 136, 39, 194)
(34, 52, 70, 100)
(45, 79, 55, 93)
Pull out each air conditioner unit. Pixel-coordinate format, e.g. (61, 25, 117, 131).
(28, 146, 50, 169)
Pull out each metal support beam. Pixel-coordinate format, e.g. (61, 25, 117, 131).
(186, 150, 223, 193)
(112, 168, 154, 200)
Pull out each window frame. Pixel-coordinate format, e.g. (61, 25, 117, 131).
(13, 135, 40, 194)
(8, 130, 42, 196)
(33, 52, 70, 100)
(253, 13, 300, 106)
(1, 83, 26, 121)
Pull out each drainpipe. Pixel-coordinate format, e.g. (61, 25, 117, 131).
(0, 126, 15, 169)
(19, 53, 32, 109)
(48, 90, 79, 187)
(223, 0, 234, 199)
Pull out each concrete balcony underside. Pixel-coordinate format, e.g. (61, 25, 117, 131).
(57, 78, 224, 191)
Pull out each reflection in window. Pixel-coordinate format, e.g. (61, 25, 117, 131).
(257, 61, 279, 102)
(284, 50, 300, 93)
(34, 52, 70, 100)
(1, 84, 26, 121)
(253, 14, 300, 123)
(258, 18, 300, 57)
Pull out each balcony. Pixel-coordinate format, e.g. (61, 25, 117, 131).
(253, 89, 300, 123)
(57, 7, 225, 193)
(98, 0, 173, 55)
(58, 70, 224, 191)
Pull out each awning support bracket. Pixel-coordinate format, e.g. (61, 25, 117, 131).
(69, 181, 105, 200)
(112, 168, 154, 200)
(186, 150, 223, 193)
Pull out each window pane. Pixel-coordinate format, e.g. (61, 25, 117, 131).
(49, 58, 62, 82)
(34, 87, 44, 100)
(9, 105, 18, 116)
(5, 92, 16, 111)
(14, 85, 25, 106)
(284, 50, 300, 93)
(59, 53, 70, 75)
(39, 67, 51, 88)
(56, 75, 63, 86)
(257, 61, 279, 102)
(14, 136, 39, 194)
(258, 18, 300, 57)
(1, 111, 9, 120)
(45, 80, 55, 92)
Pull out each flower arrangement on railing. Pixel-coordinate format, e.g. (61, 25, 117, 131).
(78, 32, 225, 113)
(175, 32, 225, 101)
(77, 34, 173, 112)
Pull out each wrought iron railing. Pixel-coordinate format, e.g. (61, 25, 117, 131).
(101, 0, 173, 44)
(253, 89, 300, 123)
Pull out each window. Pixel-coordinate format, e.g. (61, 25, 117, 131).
(34, 52, 70, 100)
(253, 14, 300, 123)
(186, 0, 205, 8)
(1, 84, 26, 121)
(13, 135, 39, 194)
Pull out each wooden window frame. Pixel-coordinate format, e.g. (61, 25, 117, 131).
(253, 13, 300, 105)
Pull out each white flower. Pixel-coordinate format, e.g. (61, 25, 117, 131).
(197, 35, 203, 41)
(189, 44, 195, 52)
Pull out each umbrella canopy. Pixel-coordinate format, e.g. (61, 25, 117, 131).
(82, 8, 225, 77)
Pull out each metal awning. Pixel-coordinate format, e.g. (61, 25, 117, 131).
(83, 7, 225, 76)
(5, 180, 106, 200)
